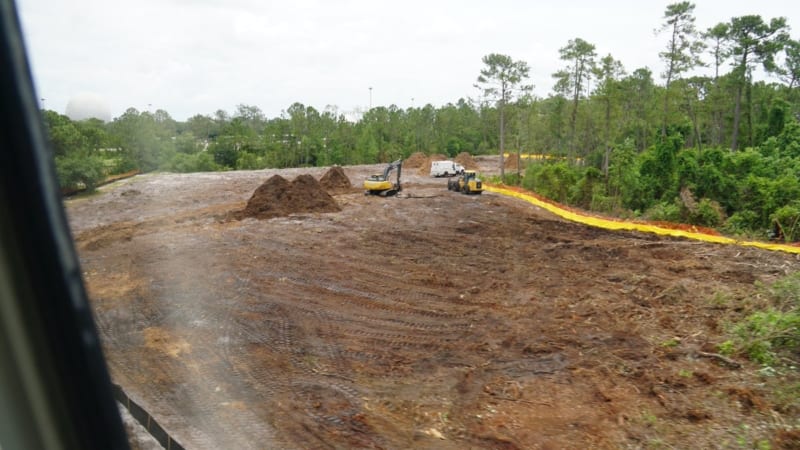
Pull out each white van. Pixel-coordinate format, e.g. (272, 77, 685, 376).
(430, 160, 465, 177)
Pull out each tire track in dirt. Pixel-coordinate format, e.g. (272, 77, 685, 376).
(72, 169, 800, 449)
(100, 231, 290, 449)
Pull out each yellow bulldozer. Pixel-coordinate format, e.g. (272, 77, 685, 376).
(363, 159, 402, 196)
(447, 170, 483, 194)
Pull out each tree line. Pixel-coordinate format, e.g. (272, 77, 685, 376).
(45, 99, 494, 190)
(45, 3, 800, 239)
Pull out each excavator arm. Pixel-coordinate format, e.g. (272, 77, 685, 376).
(389, 160, 402, 190)
(382, 159, 402, 181)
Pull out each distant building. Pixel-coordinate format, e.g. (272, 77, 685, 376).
(65, 92, 112, 122)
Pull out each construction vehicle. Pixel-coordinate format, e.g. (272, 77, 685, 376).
(447, 170, 483, 194)
(430, 160, 465, 177)
(364, 159, 402, 196)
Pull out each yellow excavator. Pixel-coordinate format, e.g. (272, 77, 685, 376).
(364, 159, 402, 196)
(447, 170, 483, 194)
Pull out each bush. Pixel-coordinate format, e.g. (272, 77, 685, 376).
(501, 173, 522, 186)
(644, 201, 682, 222)
(209, 138, 238, 168)
(54, 152, 106, 191)
(112, 154, 138, 174)
(721, 272, 800, 366)
(724, 210, 761, 235)
(570, 167, 603, 209)
(688, 198, 725, 227)
(590, 184, 617, 213)
(175, 132, 202, 154)
(166, 152, 221, 173)
(768, 272, 800, 307)
(770, 202, 800, 242)
(730, 309, 800, 365)
(523, 162, 581, 203)
(236, 152, 267, 170)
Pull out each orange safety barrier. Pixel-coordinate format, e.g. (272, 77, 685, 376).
(485, 184, 800, 255)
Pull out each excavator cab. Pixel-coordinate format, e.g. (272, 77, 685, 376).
(364, 159, 402, 196)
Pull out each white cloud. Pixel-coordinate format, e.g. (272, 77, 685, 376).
(16, 0, 800, 120)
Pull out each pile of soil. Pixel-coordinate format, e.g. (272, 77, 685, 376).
(504, 153, 521, 170)
(403, 152, 428, 168)
(236, 174, 340, 220)
(454, 152, 479, 170)
(417, 154, 449, 175)
(319, 166, 352, 194)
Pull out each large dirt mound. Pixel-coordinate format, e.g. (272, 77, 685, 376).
(418, 153, 449, 175)
(403, 152, 428, 168)
(237, 174, 340, 220)
(319, 166, 352, 194)
(454, 152, 479, 170)
(504, 153, 521, 170)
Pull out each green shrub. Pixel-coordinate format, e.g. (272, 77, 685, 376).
(523, 161, 581, 203)
(501, 172, 522, 186)
(54, 152, 106, 191)
(723, 272, 800, 366)
(724, 210, 760, 235)
(770, 202, 800, 242)
(767, 272, 800, 308)
(236, 152, 267, 170)
(570, 167, 603, 209)
(209, 138, 239, 168)
(644, 201, 682, 222)
(175, 132, 202, 154)
(590, 184, 617, 213)
(112, 154, 138, 173)
(718, 340, 735, 356)
(688, 198, 725, 227)
(731, 309, 800, 365)
(166, 152, 221, 173)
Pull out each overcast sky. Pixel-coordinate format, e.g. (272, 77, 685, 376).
(16, 0, 800, 121)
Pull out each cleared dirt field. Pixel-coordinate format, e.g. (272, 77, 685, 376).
(67, 160, 800, 449)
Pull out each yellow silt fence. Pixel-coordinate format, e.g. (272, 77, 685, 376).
(485, 184, 800, 255)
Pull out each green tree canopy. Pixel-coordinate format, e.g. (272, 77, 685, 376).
(476, 53, 532, 181)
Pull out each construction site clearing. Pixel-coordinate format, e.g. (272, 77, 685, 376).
(66, 155, 800, 449)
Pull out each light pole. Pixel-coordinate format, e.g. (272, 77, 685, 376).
(40, 98, 46, 110)
(369, 87, 372, 110)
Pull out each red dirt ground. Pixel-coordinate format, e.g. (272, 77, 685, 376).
(66, 161, 800, 449)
